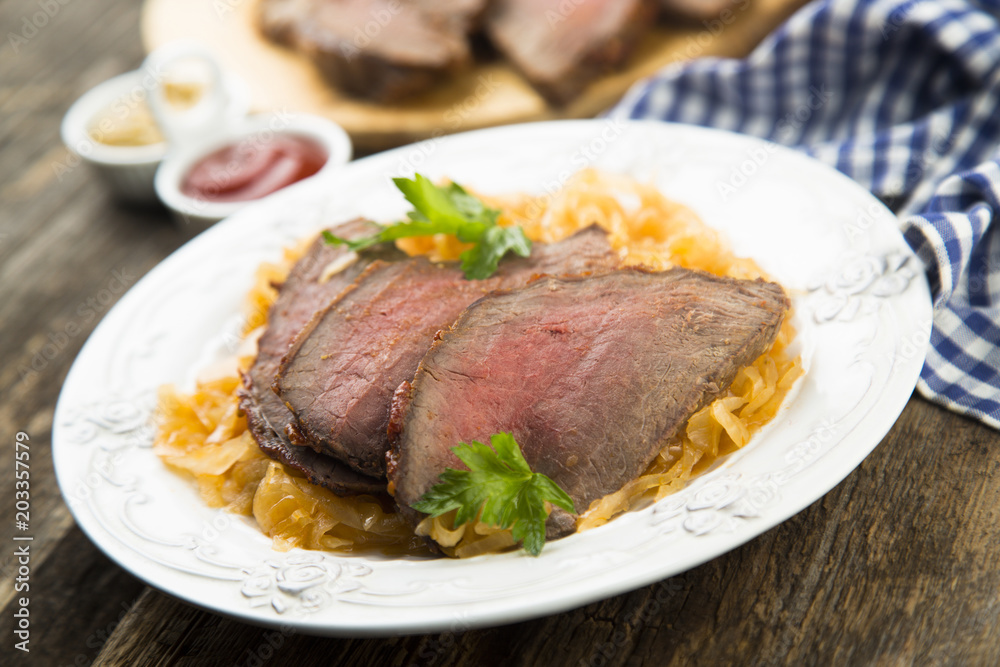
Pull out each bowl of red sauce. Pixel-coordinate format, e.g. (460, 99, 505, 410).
(155, 112, 351, 229)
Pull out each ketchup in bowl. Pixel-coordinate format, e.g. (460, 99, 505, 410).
(180, 134, 327, 203)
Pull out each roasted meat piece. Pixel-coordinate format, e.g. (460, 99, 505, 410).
(485, 0, 658, 104)
(258, 0, 488, 102)
(387, 268, 789, 535)
(238, 218, 403, 494)
(276, 226, 620, 477)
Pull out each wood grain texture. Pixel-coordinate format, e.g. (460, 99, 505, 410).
(2, 0, 1000, 665)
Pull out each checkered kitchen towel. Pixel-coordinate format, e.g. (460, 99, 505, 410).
(610, 0, 1000, 429)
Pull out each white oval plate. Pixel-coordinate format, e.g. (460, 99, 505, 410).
(54, 120, 931, 637)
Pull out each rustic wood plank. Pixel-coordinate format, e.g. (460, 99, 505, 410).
(0, 527, 146, 665)
(0, 0, 185, 632)
(4, 0, 1000, 665)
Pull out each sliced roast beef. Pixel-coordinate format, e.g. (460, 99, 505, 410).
(238, 218, 403, 495)
(242, 396, 384, 494)
(484, 0, 658, 104)
(258, 0, 487, 103)
(387, 268, 790, 536)
(276, 226, 620, 477)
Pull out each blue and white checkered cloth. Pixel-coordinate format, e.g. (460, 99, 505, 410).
(610, 0, 1000, 429)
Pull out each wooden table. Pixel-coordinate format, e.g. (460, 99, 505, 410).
(3, 1, 999, 665)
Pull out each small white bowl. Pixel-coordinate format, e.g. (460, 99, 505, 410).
(61, 48, 250, 205)
(60, 70, 168, 203)
(154, 113, 353, 231)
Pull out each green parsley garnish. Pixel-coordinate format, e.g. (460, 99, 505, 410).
(322, 174, 532, 280)
(412, 432, 575, 557)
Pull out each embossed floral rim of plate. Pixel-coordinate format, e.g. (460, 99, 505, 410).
(53, 120, 931, 637)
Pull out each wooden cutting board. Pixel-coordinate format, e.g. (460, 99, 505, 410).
(142, 0, 807, 152)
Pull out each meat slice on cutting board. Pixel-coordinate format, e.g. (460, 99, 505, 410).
(387, 267, 790, 536)
(275, 226, 620, 478)
(484, 0, 658, 104)
(258, 0, 487, 103)
(238, 218, 403, 495)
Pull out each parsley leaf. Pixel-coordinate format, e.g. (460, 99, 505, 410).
(412, 433, 576, 556)
(460, 223, 534, 280)
(322, 174, 532, 280)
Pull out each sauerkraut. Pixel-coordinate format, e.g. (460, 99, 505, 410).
(154, 169, 801, 556)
